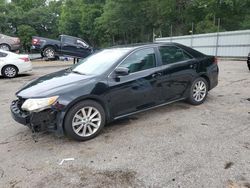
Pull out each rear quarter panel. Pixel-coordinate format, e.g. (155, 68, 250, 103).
(33, 36, 61, 51)
(197, 56, 219, 90)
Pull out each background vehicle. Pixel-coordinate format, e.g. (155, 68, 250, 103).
(11, 43, 218, 141)
(31, 35, 93, 60)
(0, 34, 21, 52)
(247, 52, 250, 70)
(0, 50, 32, 78)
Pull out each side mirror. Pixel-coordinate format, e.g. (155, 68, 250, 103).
(115, 67, 129, 76)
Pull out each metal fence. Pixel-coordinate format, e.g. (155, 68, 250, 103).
(155, 30, 250, 58)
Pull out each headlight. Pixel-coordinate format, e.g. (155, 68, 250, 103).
(21, 96, 59, 112)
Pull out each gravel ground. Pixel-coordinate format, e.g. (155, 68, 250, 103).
(0, 60, 249, 188)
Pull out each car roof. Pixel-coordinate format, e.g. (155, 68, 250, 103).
(0, 50, 22, 57)
(108, 42, 198, 50)
(109, 42, 171, 49)
(0, 49, 14, 54)
(107, 42, 205, 58)
(0, 49, 10, 54)
(60, 34, 83, 40)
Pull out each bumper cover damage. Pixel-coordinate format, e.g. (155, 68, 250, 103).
(10, 99, 58, 133)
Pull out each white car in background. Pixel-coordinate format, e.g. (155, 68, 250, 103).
(0, 50, 32, 78)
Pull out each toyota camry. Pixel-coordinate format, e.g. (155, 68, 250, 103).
(10, 43, 219, 141)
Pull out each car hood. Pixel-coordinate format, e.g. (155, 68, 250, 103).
(17, 69, 95, 98)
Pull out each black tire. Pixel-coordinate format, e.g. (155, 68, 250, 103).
(64, 100, 106, 141)
(0, 44, 11, 51)
(2, 65, 18, 78)
(43, 47, 55, 59)
(187, 77, 208, 105)
(40, 52, 44, 58)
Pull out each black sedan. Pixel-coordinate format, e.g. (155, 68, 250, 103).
(11, 43, 219, 141)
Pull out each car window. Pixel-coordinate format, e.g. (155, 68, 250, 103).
(62, 36, 76, 44)
(119, 48, 156, 73)
(159, 46, 191, 65)
(72, 48, 131, 75)
(76, 39, 89, 48)
(0, 52, 7, 57)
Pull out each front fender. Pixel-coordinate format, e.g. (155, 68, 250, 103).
(55, 94, 111, 136)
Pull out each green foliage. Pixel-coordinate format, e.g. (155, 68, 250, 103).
(17, 24, 37, 52)
(195, 19, 218, 34)
(59, 0, 82, 37)
(240, 15, 250, 29)
(0, 0, 249, 48)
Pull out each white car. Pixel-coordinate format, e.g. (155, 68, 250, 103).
(0, 50, 32, 78)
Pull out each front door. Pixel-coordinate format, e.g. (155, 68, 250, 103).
(75, 39, 92, 58)
(107, 48, 162, 118)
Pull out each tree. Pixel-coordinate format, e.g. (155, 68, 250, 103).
(0, 0, 249, 48)
(59, 0, 83, 37)
(17, 25, 37, 52)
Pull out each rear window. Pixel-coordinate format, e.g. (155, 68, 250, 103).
(176, 44, 205, 58)
(0, 52, 7, 57)
(62, 36, 76, 44)
(159, 46, 191, 65)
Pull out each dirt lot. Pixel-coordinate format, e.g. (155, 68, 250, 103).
(0, 60, 249, 188)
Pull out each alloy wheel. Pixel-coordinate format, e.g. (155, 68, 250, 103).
(4, 66, 17, 78)
(72, 106, 102, 137)
(44, 48, 55, 58)
(0, 44, 10, 51)
(192, 80, 207, 102)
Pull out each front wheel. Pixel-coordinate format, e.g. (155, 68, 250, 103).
(187, 77, 208, 105)
(64, 100, 106, 141)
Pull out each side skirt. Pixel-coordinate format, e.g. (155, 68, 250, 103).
(114, 97, 186, 120)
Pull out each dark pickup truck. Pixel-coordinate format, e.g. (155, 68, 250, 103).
(31, 35, 93, 59)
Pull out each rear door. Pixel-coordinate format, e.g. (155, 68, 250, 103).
(107, 47, 163, 118)
(157, 45, 196, 101)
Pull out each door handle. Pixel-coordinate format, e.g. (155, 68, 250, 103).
(152, 72, 162, 78)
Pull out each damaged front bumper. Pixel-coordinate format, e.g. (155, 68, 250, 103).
(10, 99, 58, 133)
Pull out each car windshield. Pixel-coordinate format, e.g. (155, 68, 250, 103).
(71, 48, 131, 75)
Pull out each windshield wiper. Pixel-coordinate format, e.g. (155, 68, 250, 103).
(72, 70, 86, 75)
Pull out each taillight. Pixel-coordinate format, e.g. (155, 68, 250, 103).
(20, 57, 30, 62)
(32, 38, 40, 45)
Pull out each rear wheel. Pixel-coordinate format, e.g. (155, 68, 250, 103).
(187, 77, 208, 105)
(43, 47, 55, 59)
(2, 65, 18, 78)
(0, 44, 11, 51)
(64, 100, 106, 141)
